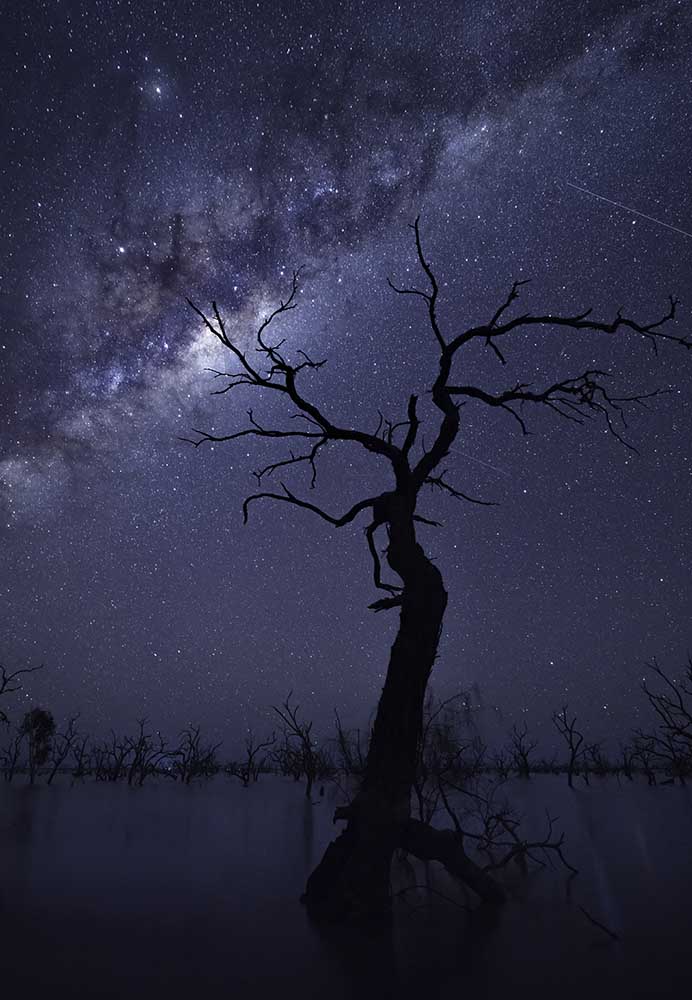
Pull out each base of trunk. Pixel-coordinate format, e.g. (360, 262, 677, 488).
(302, 811, 506, 921)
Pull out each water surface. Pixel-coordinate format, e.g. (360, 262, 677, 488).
(1, 776, 691, 997)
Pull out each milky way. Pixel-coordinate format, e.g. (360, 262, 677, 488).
(2, 0, 692, 746)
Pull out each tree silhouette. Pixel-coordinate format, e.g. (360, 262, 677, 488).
(0, 663, 42, 726)
(21, 706, 55, 785)
(185, 218, 689, 918)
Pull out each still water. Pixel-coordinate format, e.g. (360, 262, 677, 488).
(1, 775, 691, 997)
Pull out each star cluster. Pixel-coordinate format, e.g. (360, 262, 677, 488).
(1, 0, 691, 744)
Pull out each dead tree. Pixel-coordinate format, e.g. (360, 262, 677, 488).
(506, 721, 538, 778)
(47, 715, 81, 784)
(95, 730, 133, 782)
(185, 216, 689, 918)
(176, 724, 222, 783)
(70, 732, 92, 780)
(125, 719, 177, 785)
(1, 725, 25, 782)
(634, 658, 692, 784)
(585, 741, 610, 778)
(21, 707, 55, 785)
(229, 729, 276, 786)
(552, 705, 587, 788)
(618, 742, 635, 782)
(631, 739, 658, 785)
(0, 663, 42, 725)
(272, 692, 325, 797)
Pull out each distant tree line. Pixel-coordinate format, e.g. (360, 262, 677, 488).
(2, 658, 691, 794)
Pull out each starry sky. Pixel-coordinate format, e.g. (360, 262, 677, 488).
(2, 0, 691, 747)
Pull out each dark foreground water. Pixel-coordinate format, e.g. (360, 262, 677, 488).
(1, 775, 691, 998)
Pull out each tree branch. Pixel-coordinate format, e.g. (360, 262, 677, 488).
(450, 289, 686, 357)
(242, 485, 379, 526)
(424, 470, 497, 507)
(448, 372, 669, 450)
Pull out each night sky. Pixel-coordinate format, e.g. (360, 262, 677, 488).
(2, 0, 691, 747)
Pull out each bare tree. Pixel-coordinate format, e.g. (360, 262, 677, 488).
(618, 742, 636, 782)
(506, 721, 538, 778)
(229, 729, 276, 786)
(94, 730, 133, 782)
(271, 692, 329, 798)
(634, 658, 692, 784)
(47, 715, 81, 785)
(125, 719, 177, 786)
(552, 705, 587, 788)
(175, 724, 222, 783)
(1, 725, 25, 782)
(0, 663, 42, 725)
(70, 732, 92, 780)
(21, 706, 55, 785)
(185, 216, 689, 917)
(585, 740, 610, 778)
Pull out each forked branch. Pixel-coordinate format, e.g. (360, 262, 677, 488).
(184, 216, 688, 606)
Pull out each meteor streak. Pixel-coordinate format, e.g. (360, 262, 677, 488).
(566, 181, 692, 240)
(457, 451, 511, 478)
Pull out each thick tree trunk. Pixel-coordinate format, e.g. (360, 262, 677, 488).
(302, 509, 504, 919)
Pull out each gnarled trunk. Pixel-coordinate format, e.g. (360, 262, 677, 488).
(302, 512, 504, 919)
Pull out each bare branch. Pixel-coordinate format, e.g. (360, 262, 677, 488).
(447, 372, 669, 449)
(424, 470, 497, 507)
(242, 485, 379, 527)
(389, 216, 446, 351)
(0, 664, 43, 724)
(487, 279, 532, 331)
(450, 290, 687, 356)
(253, 437, 328, 488)
(179, 410, 324, 449)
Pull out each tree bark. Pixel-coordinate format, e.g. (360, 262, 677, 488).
(302, 508, 504, 919)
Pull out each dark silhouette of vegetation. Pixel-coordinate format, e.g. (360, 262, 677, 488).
(1, 724, 24, 783)
(176, 724, 222, 783)
(47, 715, 81, 785)
(124, 718, 179, 786)
(21, 707, 55, 786)
(507, 721, 539, 778)
(272, 692, 333, 797)
(331, 709, 367, 779)
(2, 659, 691, 793)
(633, 658, 692, 784)
(229, 729, 276, 786)
(552, 705, 587, 788)
(0, 662, 42, 724)
(183, 216, 690, 918)
(1, 654, 689, 937)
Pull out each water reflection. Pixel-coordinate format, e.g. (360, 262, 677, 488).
(0, 776, 690, 997)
